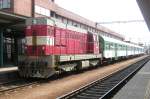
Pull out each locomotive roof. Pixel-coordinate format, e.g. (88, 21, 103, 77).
(26, 17, 87, 33)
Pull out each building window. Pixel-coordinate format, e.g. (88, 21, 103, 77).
(57, 15, 62, 21)
(50, 11, 55, 17)
(80, 24, 84, 29)
(67, 20, 72, 25)
(35, 5, 50, 17)
(62, 18, 67, 24)
(0, 0, 10, 9)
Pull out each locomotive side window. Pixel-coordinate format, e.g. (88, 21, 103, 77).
(48, 26, 54, 36)
(55, 29, 61, 46)
(61, 30, 66, 46)
(48, 27, 51, 35)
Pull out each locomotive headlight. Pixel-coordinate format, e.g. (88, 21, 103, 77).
(24, 46, 28, 54)
(41, 46, 45, 55)
(25, 46, 27, 50)
(42, 46, 45, 50)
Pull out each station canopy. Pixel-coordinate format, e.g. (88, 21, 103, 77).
(137, 0, 150, 31)
(0, 11, 28, 31)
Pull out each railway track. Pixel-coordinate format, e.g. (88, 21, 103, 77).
(0, 72, 65, 93)
(0, 56, 146, 94)
(57, 56, 149, 99)
(0, 78, 39, 93)
(0, 70, 37, 93)
(0, 70, 19, 84)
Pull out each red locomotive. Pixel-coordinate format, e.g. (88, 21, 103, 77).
(19, 18, 102, 78)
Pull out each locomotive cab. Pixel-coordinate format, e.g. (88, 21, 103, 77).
(19, 18, 56, 78)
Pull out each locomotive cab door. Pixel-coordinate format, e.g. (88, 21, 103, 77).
(98, 35, 104, 57)
(114, 43, 118, 59)
(87, 32, 94, 53)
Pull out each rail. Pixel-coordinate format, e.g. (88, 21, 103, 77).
(57, 56, 149, 99)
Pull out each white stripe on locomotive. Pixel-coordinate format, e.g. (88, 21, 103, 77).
(26, 36, 54, 46)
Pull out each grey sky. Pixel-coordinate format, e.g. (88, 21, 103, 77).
(55, 0, 150, 44)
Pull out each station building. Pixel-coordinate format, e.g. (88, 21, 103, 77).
(0, 0, 124, 67)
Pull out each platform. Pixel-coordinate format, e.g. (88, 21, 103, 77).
(112, 60, 150, 99)
(0, 67, 18, 73)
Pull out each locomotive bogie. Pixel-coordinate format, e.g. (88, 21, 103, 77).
(18, 55, 56, 78)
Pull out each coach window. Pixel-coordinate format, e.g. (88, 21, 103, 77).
(119, 45, 122, 50)
(110, 43, 112, 50)
(122, 45, 124, 50)
(129, 47, 131, 51)
(112, 43, 115, 50)
(108, 43, 111, 50)
(106, 42, 110, 50)
(118, 45, 121, 50)
(109, 43, 112, 50)
(123, 45, 125, 50)
(120, 45, 122, 50)
(105, 43, 108, 50)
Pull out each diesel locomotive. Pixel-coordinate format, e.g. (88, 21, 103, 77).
(18, 17, 144, 78)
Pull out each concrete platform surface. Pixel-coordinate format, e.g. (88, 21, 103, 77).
(0, 67, 18, 73)
(112, 60, 150, 99)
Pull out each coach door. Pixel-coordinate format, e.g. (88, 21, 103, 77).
(115, 43, 118, 59)
(98, 36, 104, 57)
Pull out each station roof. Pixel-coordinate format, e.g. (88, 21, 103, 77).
(0, 11, 28, 31)
(137, 0, 150, 30)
